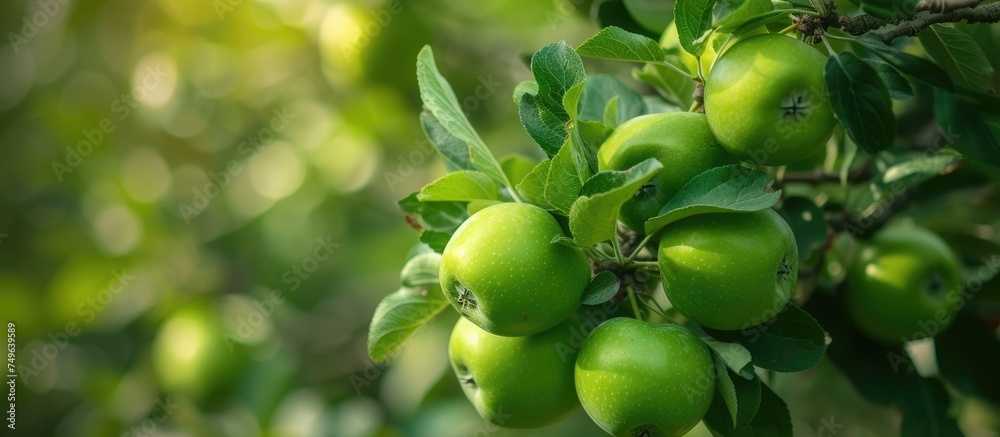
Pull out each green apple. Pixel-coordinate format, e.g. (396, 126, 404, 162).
(704, 34, 836, 166)
(575, 318, 715, 436)
(660, 21, 766, 76)
(440, 202, 591, 336)
(449, 316, 581, 428)
(658, 209, 798, 330)
(598, 112, 735, 233)
(845, 226, 962, 344)
(152, 303, 245, 397)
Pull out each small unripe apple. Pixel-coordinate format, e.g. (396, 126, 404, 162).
(449, 316, 581, 428)
(705, 34, 836, 166)
(658, 209, 798, 330)
(598, 112, 735, 234)
(845, 226, 962, 344)
(575, 318, 715, 436)
(440, 202, 591, 336)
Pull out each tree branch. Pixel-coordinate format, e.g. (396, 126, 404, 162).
(783, 158, 873, 185)
(840, 2, 1000, 43)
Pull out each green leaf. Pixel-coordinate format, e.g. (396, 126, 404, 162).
(803, 292, 910, 405)
(578, 75, 647, 126)
(674, 0, 718, 56)
(918, 23, 997, 94)
(632, 61, 696, 108)
(863, 58, 913, 100)
(564, 82, 599, 183)
(550, 234, 588, 248)
(512, 80, 538, 105)
(500, 154, 538, 187)
(518, 92, 567, 157)
(563, 77, 585, 121)
(709, 364, 762, 430)
(578, 120, 615, 150)
(748, 383, 793, 436)
(778, 196, 829, 263)
(644, 165, 781, 235)
(467, 200, 501, 214)
(896, 376, 963, 437)
(545, 141, 584, 214)
(879, 152, 961, 189)
(935, 89, 1000, 166)
(824, 52, 896, 155)
(419, 171, 499, 202)
(936, 312, 1000, 405)
(704, 304, 828, 373)
(595, 0, 661, 39)
(399, 252, 442, 287)
(419, 111, 474, 172)
(714, 0, 772, 31)
(569, 158, 664, 246)
(642, 95, 683, 114)
(622, 0, 674, 33)
(703, 337, 754, 379)
(855, 36, 954, 91)
(704, 378, 789, 436)
(419, 230, 451, 254)
(368, 253, 450, 362)
(603, 96, 620, 127)
(576, 26, 666, 63)
(717, 7, 796, 35)
(516, 159, 555, 209)
(367, 285, 449, 362)
(398, 192, 468, 233)
(532, 42, 587, 123)
(581, 271, 621, 305)
(417, 47, 508, 186)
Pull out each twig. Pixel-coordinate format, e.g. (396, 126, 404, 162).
(783, 158, 873, 185)
(840, 2, 1000, 43)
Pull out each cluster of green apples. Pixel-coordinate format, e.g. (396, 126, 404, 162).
(439, 32, 834, 436)
(441, 202, 800, 435)
(438, 30, 963, 436)
(442, 202, 723, 435)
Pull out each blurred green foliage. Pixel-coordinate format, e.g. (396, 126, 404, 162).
(0, 0, 612, 435)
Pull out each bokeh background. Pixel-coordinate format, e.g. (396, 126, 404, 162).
(1, 0, 999, 436)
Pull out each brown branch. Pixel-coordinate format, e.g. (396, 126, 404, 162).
(783, 158, 873, 185)
(840, 2, 1000, 43)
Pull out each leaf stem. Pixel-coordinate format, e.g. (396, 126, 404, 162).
(626, 285, 643, 320)
(696, 55, 707, 82)
(778, 23, 799, 35)
(611, 232, 627, 265)
(786, 9, 822, 16)
(625, 261, 659, 269)
(625, 233, 656, 263)
(821, 36, 837, 56)
(648, 297, 672, 321)
(822, 33, 855, 42)
(656, 60, 696, 79)
(640, 299, 671, 320)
